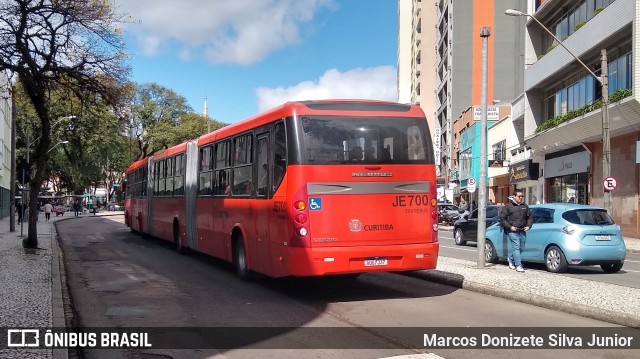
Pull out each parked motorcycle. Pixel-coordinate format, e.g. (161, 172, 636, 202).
(439, 207, 463, 226)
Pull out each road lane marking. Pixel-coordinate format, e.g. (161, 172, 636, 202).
(439, 245, 476, 252)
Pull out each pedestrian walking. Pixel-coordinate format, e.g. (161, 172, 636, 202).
(499, 190, 533, 273)
(16, 200, 23, 224)
(74, 201, 81, 217)
(44, 201, 53, 221)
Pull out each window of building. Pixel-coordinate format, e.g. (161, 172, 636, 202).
(492, 140, 506, 161)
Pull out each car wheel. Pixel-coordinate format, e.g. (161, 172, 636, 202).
(545, 245, 568, 273)
(454, 228, 466, 246)
(600, 261, 623, 273)
(484, 240, 498, 263)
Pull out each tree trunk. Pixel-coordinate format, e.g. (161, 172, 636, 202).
(24, 180, 40, 248)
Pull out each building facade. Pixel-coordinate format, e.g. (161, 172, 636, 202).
(520, 0, 640, 237)
(397, 0, 439, 168)
(435, 0, 527, 185)
(0, 72, 11, 219)
(453, 104, 512, 205)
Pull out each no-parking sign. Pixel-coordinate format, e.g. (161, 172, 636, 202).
(603, 176, 617, 191)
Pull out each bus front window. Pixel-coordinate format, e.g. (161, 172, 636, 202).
(299, 116, 433, 165)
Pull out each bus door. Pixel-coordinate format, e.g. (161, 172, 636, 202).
(252, 133, 272, 274)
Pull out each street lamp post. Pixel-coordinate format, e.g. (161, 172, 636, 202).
(477, 27, 490, 268)
(505, 9, 611, 216)
(46, 140, 69, 154)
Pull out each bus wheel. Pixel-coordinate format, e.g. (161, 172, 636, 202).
(174, 221, 184, 254)
(233, 237, 251, 281)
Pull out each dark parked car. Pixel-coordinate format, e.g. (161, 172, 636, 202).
(453, 205, 502, 245)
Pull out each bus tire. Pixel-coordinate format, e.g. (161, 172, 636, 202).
(174, 220, 185, 254)
(233, 236, 251, 281)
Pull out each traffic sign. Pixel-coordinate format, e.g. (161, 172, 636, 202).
(467, 177, 476, 193)
(603, 176, 617, 191)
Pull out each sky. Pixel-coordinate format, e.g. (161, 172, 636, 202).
(113, 0, 399, 124)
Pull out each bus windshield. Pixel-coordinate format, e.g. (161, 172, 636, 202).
(298, 115, 434, 165)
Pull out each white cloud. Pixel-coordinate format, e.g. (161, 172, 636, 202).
(114, 0, 335, 65)
(256, 66, 397, 111)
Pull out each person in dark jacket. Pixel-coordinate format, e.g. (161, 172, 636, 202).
(499, 190, 533, 272)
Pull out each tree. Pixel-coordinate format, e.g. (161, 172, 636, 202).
(0, 0, 129, 248)
(129, 83, 192, 159)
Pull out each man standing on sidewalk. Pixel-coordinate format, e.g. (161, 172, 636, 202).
(499, 190, 533, 273)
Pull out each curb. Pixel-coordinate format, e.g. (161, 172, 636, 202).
(50, 222, 69, 359)
(405, 270, 640, 328)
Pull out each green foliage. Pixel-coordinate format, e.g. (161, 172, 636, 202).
(1, 0, 131, 244)
(535, 89, 632, 133)
(575, 21, 586, 31)
(546, 44, 556, 53)
(594, 7, 605, 16)
(130, 83, 193, 158)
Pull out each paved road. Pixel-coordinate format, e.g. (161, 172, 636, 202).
(438, 230, 640, 288)
(54, 216, 638, 359)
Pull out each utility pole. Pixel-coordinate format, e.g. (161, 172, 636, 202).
(601, 49, 611, 216)
(477, 27, 490, 268)
(9, 94, 16, 232)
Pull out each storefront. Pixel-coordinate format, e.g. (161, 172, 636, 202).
(544, 147, 590, 204)
(508, 159, 539, 204)
(488, 159, 510, 205)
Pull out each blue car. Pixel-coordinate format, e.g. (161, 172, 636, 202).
(484, 204, 626, 273)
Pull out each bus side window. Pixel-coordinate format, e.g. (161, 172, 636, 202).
(272, 122, 287, 195)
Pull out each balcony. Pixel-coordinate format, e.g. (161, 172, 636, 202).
(524, 0, 633, 92)
(524, 96, 640, 152)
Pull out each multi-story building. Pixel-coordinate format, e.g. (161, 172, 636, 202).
(435, 0, 527, 186)
(519, 0, 639, 237)
(397, 0, 439, 169)
(398, 1, 527, 197)
(0, 72, 11, 219)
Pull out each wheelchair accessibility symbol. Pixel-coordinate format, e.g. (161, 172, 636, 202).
(309, 198, 322, 210)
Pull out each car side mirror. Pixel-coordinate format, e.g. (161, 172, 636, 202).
(458, 208, 465, 214)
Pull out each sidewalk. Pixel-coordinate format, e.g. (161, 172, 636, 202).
(0, 213, 638, 358)
(0, 210, 121, 359)
(432, 225, 640, 328)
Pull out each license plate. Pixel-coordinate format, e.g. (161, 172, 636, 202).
(364, 257, 388, 266)
(595, 235, 611, 241)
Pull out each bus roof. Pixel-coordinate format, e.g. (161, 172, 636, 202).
(126, 157, 148, 172)
(127, 99, 426, 171)
(198, 99, 425, 147)
(153, 141, 188, 160)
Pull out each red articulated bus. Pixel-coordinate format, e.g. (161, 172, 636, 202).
(124, 100, 439, 279)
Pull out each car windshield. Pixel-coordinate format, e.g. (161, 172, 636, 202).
(562, 209, 614, 225)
